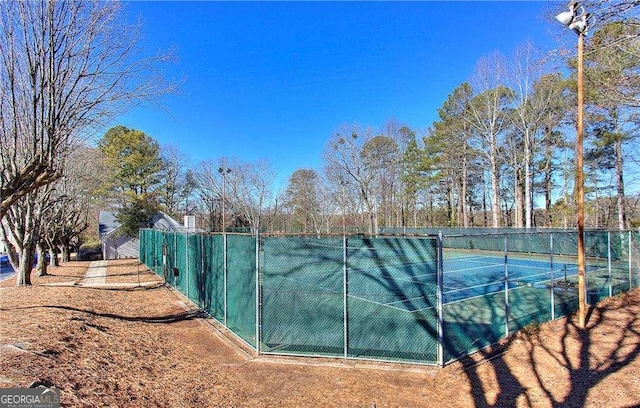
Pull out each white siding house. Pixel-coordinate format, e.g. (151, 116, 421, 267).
(99, 211, 187, 260)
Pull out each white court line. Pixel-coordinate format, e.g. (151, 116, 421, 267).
(444, 263, 504, 274)
(444, 255, 500, 263)
(347, 293, 431, 313)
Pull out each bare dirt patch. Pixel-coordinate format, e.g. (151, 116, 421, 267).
(1, 261, 639, 407)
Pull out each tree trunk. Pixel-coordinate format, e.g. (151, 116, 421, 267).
(36, 243, 48, 277)
(543, 134, 553, 227)
(514, 162, 522, 228)
(45, 237, 58, 267)
(524, 132, 532, 229)
(489, 154, 501, 228)
(482, 173, 488, 227)
(615, 137, 626, 231)
(60, 244, 70, 263)
(49, 248, 59, 267)
(461, 158, 469, 228)
(446, 183, 453, 227)
(518, 169, 526, 228)
(15, 244, 35, 286)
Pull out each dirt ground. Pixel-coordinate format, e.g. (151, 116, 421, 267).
(1, 259, 639, 407)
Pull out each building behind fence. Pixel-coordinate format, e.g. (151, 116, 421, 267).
(139, 228, 640, 366)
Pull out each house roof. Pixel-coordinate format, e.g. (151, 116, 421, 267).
(98, 211, 120, 240)
(99, 211, 187, 241)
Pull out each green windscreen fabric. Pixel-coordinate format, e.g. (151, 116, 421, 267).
(226, 234, 257, 348)
(260, 236, 344, 356)
(614, 231, 632, 293)
(346, 236, 438, 363)
(186, 234, 202, 305)
(174, 233, 187, 294)
(139, 229, 148, 268)
(150, 229, 163, 275)
(136, 228, 639, 366)
(164, 232, 176, 286)
(260, 235, 438, 364)
(203, 234, 225, 322)
(632, 232, 640, 289)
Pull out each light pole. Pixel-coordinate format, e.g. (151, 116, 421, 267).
(339, 178, 349, 236)
(218, 167, 231, 233)
(218, 166, 231, 327)
(555, 0, 594, 329)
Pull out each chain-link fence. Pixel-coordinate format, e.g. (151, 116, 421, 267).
(139, 228, 640, 366)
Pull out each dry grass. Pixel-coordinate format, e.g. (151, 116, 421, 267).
(1, 260, 639, 407)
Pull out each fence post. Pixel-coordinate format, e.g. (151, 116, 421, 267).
(608, 231, 613, 298)
(343, 235, 348, 360)
(627, 230, 633, 290)
(256, 231, 261, 353)
(550, 233, 555, 320)
(223, 232, 228, 327)
(186, 231, 190, 300)
(504, 234, 510, 338)
(200, 234, 205, 309)
(437, 231, 444, 367)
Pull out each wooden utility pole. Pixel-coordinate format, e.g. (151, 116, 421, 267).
(576, 31, 587, 329)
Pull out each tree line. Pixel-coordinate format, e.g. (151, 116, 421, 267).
(1, 0, 639, 286)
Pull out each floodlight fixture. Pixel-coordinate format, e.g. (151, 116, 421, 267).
(555, 1, 594, 36)
(555, 10, 574, 26)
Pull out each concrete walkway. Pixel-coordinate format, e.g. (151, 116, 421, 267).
(81, 260, 108, 285)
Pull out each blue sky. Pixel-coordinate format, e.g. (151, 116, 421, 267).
(114, 1, 563, 187)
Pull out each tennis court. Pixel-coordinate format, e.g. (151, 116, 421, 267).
(139, 228, 640, 366)
(443, 252, 585, 303)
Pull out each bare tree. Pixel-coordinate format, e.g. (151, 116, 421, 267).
(463, 52, 513, 228)
(323, 124, 379, 234)
(1, 191, 44, 285)
(193, 159, 222, 232)
(361, 135, 401, 229)
(585, 0, 640, 108)
(193, 157, 276, 234)
(45, 146, 104, 263)
(0, 0, 175, 285)
(226, 159, 276, 233)
(508, 42, 568, 228)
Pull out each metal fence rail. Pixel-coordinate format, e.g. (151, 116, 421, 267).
(139, 229, 640, 366)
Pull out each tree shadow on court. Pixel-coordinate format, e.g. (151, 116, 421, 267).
(359, 235, 526, 406)
(344, 235, 442, 360)
(363, 234, 640, 407)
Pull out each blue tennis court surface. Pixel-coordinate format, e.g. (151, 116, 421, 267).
(261, 250, 594, 316)
(442, 254, 588, 304)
